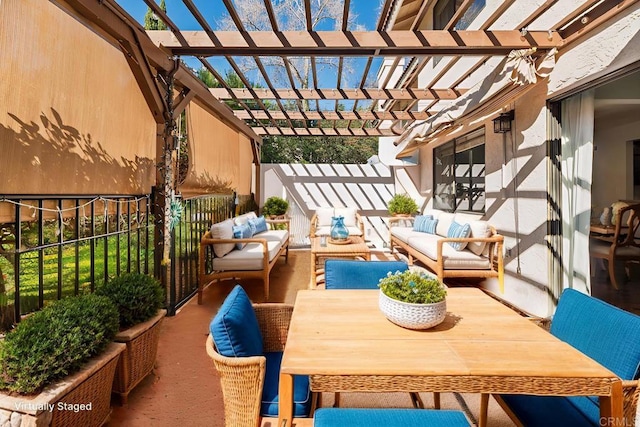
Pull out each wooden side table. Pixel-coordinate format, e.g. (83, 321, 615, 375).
(309, 236, 371, 289)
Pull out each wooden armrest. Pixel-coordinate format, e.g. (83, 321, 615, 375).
(265, 218, 290, 224)
(387, 216, 415, 226)
(266, 217, 290, 231)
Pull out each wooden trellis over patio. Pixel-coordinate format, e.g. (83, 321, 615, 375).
(137, 0, 635, 139)
(59, 0, 637, 141)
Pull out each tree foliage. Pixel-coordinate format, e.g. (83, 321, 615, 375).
(143, 0, 168, 30)
(215, 0, 369, 91)
(261, 136, 377, 164)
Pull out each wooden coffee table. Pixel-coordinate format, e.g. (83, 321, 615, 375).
(309, 236, 371, 289)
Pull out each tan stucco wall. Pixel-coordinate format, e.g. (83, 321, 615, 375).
(0, 0, 156, 196)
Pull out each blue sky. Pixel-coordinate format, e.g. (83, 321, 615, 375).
(115, 0, 385, 111)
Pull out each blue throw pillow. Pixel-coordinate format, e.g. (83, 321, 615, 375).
(447, 221, 472, 251)
(249, 215, 268, 235)
(232, 223, 253, 250)
(413, 215, 437, 234)
(210, 285, 263, 357)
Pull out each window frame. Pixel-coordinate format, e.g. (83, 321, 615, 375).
(432, 127, 486, 213)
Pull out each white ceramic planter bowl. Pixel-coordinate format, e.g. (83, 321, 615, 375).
(379, 291, 447, 330)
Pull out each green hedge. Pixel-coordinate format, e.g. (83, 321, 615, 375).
(96, 273, 165, 329)
(0, 294, 119, 394)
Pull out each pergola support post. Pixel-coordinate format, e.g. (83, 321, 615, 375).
(153, 59, 180, 313)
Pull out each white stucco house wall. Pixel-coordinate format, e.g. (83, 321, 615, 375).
(378, 1, 640, 317)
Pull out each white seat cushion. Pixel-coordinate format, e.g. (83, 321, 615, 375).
(390, 226, 424, 243)
(314, 226, 363, 237)
(255, 229, 289, 244)
(212, 240, 283, 271)
(408, 236, 491, 270)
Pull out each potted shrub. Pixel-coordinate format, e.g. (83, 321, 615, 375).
(0, 294, 124, 426)
(378, 269, 447, 330)
(387, 194, 418, 217)
(96, 272, 166, 404)
(262, 196, 289, 218)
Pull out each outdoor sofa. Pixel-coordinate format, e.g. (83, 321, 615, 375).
(198, 211, 289, 303)
(389, 209, 504, 289)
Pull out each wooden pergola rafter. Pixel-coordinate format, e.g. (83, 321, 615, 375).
(140, 0, 637, 138)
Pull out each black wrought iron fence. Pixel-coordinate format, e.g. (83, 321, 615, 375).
(167, 194, 242, 314)
(0, 195, 153, 328)
(0, 193, 252, 327)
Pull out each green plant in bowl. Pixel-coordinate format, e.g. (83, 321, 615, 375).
(387, 194, 418, 216)
(262, 196, 289, 217)
(378, 270, 446, 304)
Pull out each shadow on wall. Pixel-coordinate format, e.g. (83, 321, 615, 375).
(0, 108, 154, 194)
(180, 171, 233, 196)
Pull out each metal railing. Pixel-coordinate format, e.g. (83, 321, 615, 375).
(0, 193, 246, 326)
(168, 194, 237, 314)
(0, 195, 154, 327)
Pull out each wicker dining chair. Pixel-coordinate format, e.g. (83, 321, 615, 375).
(206, 288, 315, 427)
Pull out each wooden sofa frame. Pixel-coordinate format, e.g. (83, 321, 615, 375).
(389, 218, 505, 290)
(198, 218, 289, 304)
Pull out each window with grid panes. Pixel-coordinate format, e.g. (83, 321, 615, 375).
(433, 128, 485, 213)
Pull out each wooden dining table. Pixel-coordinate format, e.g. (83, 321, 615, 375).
(278, 288, 623, 427)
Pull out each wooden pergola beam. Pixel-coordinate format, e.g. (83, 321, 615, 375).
(254, 127, 399, 137)
(62, 0, 261, 142)
(211, 87, 466, 100)
(147, 30, 563, 56)
(235, 110, 431, 120)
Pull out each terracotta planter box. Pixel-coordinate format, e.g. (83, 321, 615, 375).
(0, 342, 125, 427)
(112, 309, 166, 404)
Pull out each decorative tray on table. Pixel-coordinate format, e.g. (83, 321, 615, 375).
(328, 237, 352, 245)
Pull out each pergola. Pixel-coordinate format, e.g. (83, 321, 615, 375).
(57, 0, 636, 288)
(62, 0, 635, 144)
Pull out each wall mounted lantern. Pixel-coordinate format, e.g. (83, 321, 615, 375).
(493, 111, 514, 133)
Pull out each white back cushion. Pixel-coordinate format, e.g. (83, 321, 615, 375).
(334, 207, 357, 227)
(316, 208, 335, 226)
(436, 212, 455, 237)
(467, 220, 491, 255)
(234, 211, 257, 226)
(210, 218, 235, 257)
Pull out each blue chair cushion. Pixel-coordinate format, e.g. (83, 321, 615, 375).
(500, 394, 599, 427)
(232, 223, 253, 250)
(550, 288, 640, 380)
(209, 285, 263, 357)
(324, 260, 409, 290)
(446, 221, 472, 250)
(313, 408, 470, 427)
(261, 352, 312, 417)
(249, 215, 269, 234)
